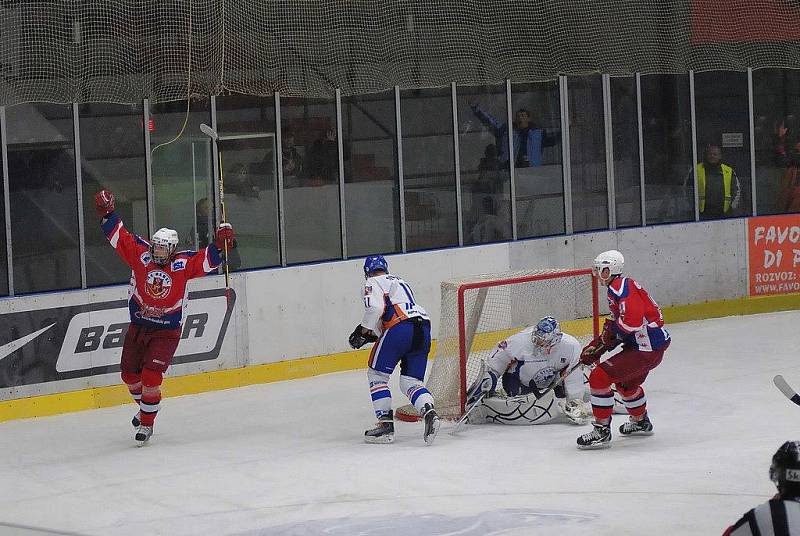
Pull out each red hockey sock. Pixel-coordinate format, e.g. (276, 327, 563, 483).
(588, 366, 614, 425)
(617, 384, 647, 419)
(121, 371, 142, 406)
(139, 368, 163, 427)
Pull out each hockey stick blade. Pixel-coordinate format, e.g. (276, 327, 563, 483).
(200, 123, 219, 140)
(774, 375, 800, 407)
(449, 393, 487, 436)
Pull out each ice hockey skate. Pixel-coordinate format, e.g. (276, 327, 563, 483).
(364, 411, 394, 444)
(577, 422, 612, 449)
(132, 411, 141, 428)
(619, 413, 654, 436)
(421, 404, 440, 445)
(135, 425, 153, 445)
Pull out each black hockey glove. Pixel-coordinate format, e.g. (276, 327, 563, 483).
(349, 324, 378, 349)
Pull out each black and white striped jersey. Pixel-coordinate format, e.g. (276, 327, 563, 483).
(725, 498, 800, 536)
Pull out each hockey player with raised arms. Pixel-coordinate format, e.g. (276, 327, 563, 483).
(576, 250, 671, 449)
(95, 189, 236, 444)
(465, 316, 591, 426)
(348, 255, 441, 445)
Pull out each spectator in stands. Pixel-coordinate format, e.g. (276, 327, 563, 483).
(469, 196, 506, 244)
(773, 116, 797, 168)
(470, 104, 560, 168)
(227, 163, 260, 198)
(307, 127, 340, 186)
(475, 143, 505, 195)
(281, 128, 304, 187)
(194, 197, 212, 248)
(776, 139, 800, 214)
(684, 144, 741, 220)
(723, 441, 800, 535)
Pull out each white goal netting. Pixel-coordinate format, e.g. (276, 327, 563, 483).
(398, 268, 599, 421)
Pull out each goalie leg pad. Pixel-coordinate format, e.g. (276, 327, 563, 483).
(399, 374, 434, 413)
(470, 391, 561, 425)
(367, 368, 392, 417)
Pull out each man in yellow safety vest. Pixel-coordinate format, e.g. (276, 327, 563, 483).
(685, 144, 741, 220)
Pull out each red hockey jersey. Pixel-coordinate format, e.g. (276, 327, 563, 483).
(607, 276, 670, 352)
(102, 213, 223, 329)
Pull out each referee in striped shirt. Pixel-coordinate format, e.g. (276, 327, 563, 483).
(725, 441, 800, 535)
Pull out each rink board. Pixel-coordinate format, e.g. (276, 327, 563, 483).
(0, 217, 798, 421)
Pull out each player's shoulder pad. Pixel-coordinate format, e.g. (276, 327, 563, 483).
(174, 250, 197, 258)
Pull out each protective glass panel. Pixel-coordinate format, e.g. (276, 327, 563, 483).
(640, 74, 693, 225)
(342, 91, 401, 257)
(400, 88, 458, 251)
(510, 81, 564, 238)
(569, 75, 608, 232)
(753, 68, 800, 215)
(280, 96, 342, 264)
(457, 84, 512, 245)
(610, 76, 642, 228)
(0, 120, 6, 296)
(149, 100, 213, 258)
(6, 103, 80, 294)
(79, 103, 148, 287)
(693, 71, 751, 220)
(216, 95, 280, 270)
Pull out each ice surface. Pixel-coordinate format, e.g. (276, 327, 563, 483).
(1, 311, 799, 536)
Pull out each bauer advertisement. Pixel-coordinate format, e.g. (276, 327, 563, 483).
(0, 288, 235, 389)
(748, 214, 800, 296)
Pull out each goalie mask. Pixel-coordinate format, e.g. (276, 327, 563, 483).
(532, 316, 562, 348)
(150, 228, 179, 265)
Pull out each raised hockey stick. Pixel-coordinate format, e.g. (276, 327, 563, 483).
(774, 375, 800, 406)
(200, 123, 231, 301)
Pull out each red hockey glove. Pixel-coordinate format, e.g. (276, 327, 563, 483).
(580, 336, 605, 365)
(215, 222, 236, 250)
(95, 190, 115, 217)
(600, 318, 621, 350)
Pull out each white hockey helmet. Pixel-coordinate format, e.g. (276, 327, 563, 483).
(151, 228, 179, 265)
(532, 316, 562, 348)
(593, 250, 624, 284)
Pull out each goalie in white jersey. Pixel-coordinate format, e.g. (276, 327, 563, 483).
(348, 255, 440, 445)
(465, 316, 592, 425)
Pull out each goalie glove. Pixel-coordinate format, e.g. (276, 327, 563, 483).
(559, 398, 591, 425)
(348, 324, 378, 349)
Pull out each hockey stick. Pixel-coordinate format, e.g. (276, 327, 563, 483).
(449, 392, 488, 435)
(200, 124, 231, 301)
(774, 375, 800, 406)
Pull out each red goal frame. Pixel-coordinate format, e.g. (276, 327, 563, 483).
(454, 268, 600, 415)
(395, 268, 600, 422)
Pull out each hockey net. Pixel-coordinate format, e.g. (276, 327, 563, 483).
(396, 268, 599, 422)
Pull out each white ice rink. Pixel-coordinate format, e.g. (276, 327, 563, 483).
(1, 310, 799, 536)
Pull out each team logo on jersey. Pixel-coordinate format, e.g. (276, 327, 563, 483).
(145, 270, 172, 299)
(364, 285, 372, 296)
(140, 252, 152, 265)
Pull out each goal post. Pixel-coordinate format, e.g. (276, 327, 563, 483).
(396, 268, 600, 422)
